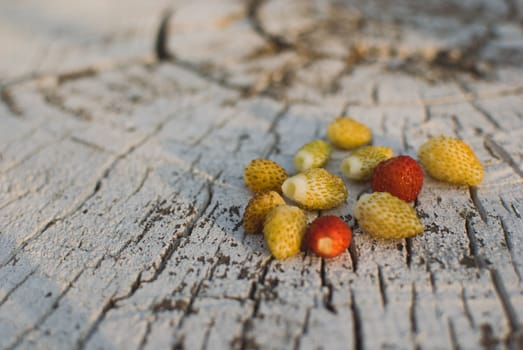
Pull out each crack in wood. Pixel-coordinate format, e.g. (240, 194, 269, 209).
(126, 167, 151, 202)
(154, 9, 174, 61)
(350, 291, 363, 350)
(484, 136, 523, 179)
(190, 112, 236, 148)
(0, 217, 57, 269)
(137, 318, 153, 350)
(261, 104, 289, 157)
(470, 101, 502, 130)
(427, 264, 437, 293)
(246, 0, 294, 53)
(69, 136, 113, 154)
(405, 238, 413, 268)
(76, 271, 142, 350)
(232, 256, 272, 350)
(480, 323, 501, 350)
(423, 103, 431, 122)
(499, 197, 522, 219)
(465, 217, 478, 258)
(348, 238, 359, 273)
(122, 157, 204, 254)
(349, 86, 523, 109)
(1, 134, 72, 176)
(56, 68, 98, 85)
(320, 259, 337, 314)
(461, 287, 475, 327)
(0, 111, 177, 268)
(0, 268, 37, 308)
(150, 11, 266, 99)
(178, 274, 211, 328)
(456, 79, 503, 130)
(400, 22, 495, 81)
(327, 56, 358, 95)
(41, 88, 93, 121)
(464, 215, 486, 269)
(6, 268, 87, 350)
(1, 57, 154, 91)
(112, 198, 181, 266)
(0, 185, 40, 211)
(377, 266, 388, 308)
(142, 181, 215, 287)
(252, 256, 273, 318)
(499, 217, 522, 282)
(371, 82, 379, 106)
(400, 117, 411, 152)
(469, 187, 489, 224)
(1, 87, 23, 117)
(293, 307, 311, 350)
(489, 268, 522, 346)
(200, 317, 215, 350)
(450, 114, 464, 135)
(447, 318, 460, 350)
(409, 283, 418, 335)
(170, 58, 250, 95)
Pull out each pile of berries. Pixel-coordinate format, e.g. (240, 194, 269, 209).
(242, 116, 484, 259)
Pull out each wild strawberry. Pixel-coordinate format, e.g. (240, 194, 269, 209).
(282, 168, 348, 210)
(294, 139, 332, 172)
(263, 205, 307, 259)
(306, 216, 352, 258)
(243, 191, 286, 234)
(371, 155, 424, 202)
(418, 136, 484, 186)
(244, 159, 288, 194)
(354, 192, 424, 239)
(341, 146, 394, 181)
(326, 117, 372, 150)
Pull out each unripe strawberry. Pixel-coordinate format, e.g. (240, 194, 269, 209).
(354, 192, 424, 239)
(306, 216, 352, 258)
(371, 155, 424, 202)
(243, 191, 286, 234)
(294, 139, 332, 172)
(244, 159, 288, 194)
(263, 205, 307, 259)
(418, 136, 484, 186)
(326, 117, 372, 150)
(282, 168, 348, 210)
(341, 146, 394, 181)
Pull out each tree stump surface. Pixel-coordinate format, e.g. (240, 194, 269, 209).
(1, 0, 523, 349)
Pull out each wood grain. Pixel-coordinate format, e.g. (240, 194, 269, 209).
(1, 0, 522, 349)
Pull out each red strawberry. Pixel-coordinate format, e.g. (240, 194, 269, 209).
(371, 155, 424, 202)
(305, 216, 352, 258)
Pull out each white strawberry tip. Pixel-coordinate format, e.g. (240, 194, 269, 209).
(282, 175, 309, 204)
(294, 150, 314, 172)
(317, 237, 333, 255)
(341, 156, 363, 179)
(353, 193, 370, 220)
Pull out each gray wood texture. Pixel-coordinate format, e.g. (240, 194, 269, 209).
(1, 0, 522, 349)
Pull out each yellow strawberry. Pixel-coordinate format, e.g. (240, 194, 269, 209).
(341, 146, 394, 181)
(326, 117, 372, 150)
(263, 205, 307, 259)
(244, 159, 288, 194)
(282, 168, 348, 210)
(294, 140, 332, 172)
(243, 191, 286, 234)
(354, 192, 424, 239)
(418, 136, 484, 186)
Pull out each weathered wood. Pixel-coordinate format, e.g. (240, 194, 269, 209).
(1, 0, 523, 349)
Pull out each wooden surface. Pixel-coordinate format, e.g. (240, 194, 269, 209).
(1, 0, 523, 349)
